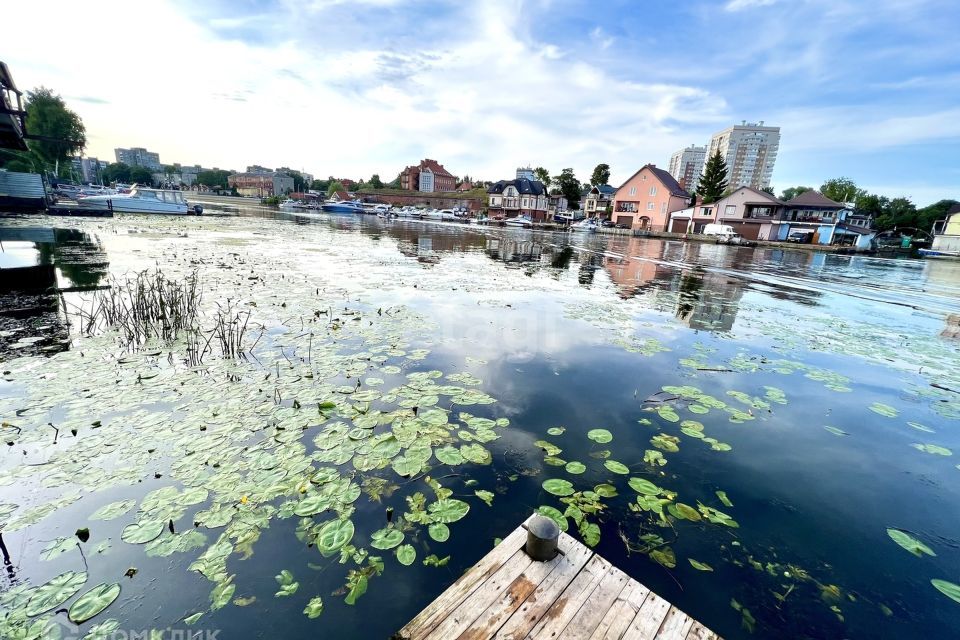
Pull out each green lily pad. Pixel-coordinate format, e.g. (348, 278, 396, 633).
(676, 503, 702, 521)
(931, 579, 960, 604)
(435, 445, 464, 466)
(428, 499, 470, 523)
(121, 520, 164, 544)
(565, 461, 586, 474)
(689, 559, 713, 571)
(628, 477, 661, 495)
(317, 519, 355, 556)
(887, 528, 936, 557)
(587, 429, 612, 444)
(542, 478, 575, 496)
(68, 582, 121, 623)
(604, 460, 629, 475)
(536, 506, 568, 531)
(547, 427, 566, 436)
(303, 596, 324, 618)
(824, 426, 848, 436)
(869, 402, 898, 418)
(474, 490, 494, 507)
(594, 484, 618, 498)
(89, 500, 136, 521)
(716, 491, 733, 507)
(25, 570, 88, 616)
(428, 522, 450, 542)
(912, 443, 952, 456)
(370, 527, 404, 550)
(396, 544, 416, 566)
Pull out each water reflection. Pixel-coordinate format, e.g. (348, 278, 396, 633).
(0, 226, 108, 358)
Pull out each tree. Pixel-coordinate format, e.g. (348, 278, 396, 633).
(534, 167, 551, 188)
(129, 166, 154, 186)
(102, 162, 132, 184)
(854, 192, 889, 218)
(552, 168, 581, 210)
(590, 163, 611, 187)
(697, 150, 728, 204)
(197, 169, 232, 190)
(780, 186, 812, 201)
(916, 199, 960, 233)
(327, 181, 345, 196)
(22, 87, 86, 174)
(820, 177, 863, 204)
(760, 186, 775, 195)
(310, 179, 329, 192)
(369, 174, 384, 189)
(387, 175, 401, 189)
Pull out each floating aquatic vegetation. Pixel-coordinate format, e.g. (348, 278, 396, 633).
(869, 402, 899, 418)
(887, 529, 936, 557)
(824, 426, 849, 437)
(689, 559, 713, 571)
(69, 583, 121, 624)
(911, 443, 952, 456)
(931, 579, 960, 604)
(587, 429, 612, 443)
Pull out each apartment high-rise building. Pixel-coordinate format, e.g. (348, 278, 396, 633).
(706, 121, 780, 190)
(667, 145, 706, 191)
(115, 147, 161, 171)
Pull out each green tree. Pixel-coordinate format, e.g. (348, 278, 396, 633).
(874, 197, 917, 231)
(129, 166, 154, 186)
(820, 177, 863, 204)
(916, 199, 960, 233)
(854, 192, 889, 218)
(533, 167, 551, 188)
(327, 181, 345, 196)
(353, 179, 365, 192)
(22, 87, 86, 174)
(101, 162, 131, 184)
(369, 174, 384, 189)
(387, 175, 401, 189)
(780, 186, 812, 201)
(697, 150, 728, 204)
(197, 169, 232, 190)
(590, 163, 611, 186)
(760, 186, 775, 195)
(552, 168, 582, 210)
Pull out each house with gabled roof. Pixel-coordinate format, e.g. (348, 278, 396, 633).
(708, 186, 786, 240)
(487, 177, 549, 221)
(583, 184, 616, 220)
(399, 159, 457, 193)
(611, 164, 691, 230)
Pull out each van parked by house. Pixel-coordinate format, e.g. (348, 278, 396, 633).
(702, 224, 738, 238)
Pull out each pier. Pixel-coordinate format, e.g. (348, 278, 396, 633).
(396, 517, 721, 640)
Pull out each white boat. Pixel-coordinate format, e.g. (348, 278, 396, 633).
(77, 187, 201, 215)
(321, 200, 365, 214)
(279, 198, 298, 209)
(504, 215, 533, 228)
(570, 218, 598, 233)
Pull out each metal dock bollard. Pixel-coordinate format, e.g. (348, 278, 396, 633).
(522, 515, 563, 561)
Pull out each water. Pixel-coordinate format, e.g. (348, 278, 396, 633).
(1, 207, 959, 639)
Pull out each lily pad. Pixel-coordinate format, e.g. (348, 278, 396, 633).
(317, 519, 355, 556)
(370, 527, 404, 550)
(604, 460, 629, 475)
(824, 426, 848, 436)
(931, 579, 960, 604)
(121, 520, 164, 544)
(911, 443, 952, 456)
(869, 402, 899, 418)
(303, 596, 324, 618)
(587, 429, 612, 444)
(542, 478, 575, 496)
(887, 528, 936, 557)
(396, 544, 416, 566)
(68, 582, 121, 623)
(628, 477, 661, 496)
(89, 500, 136, 521)
(428, 498, 470, 523)
(536, 506, 568, 531)
(565, 461, 586, 474)
(25, 570, 88, 616)
(428, 522, 450, 542)
(689, 559, 713, 571)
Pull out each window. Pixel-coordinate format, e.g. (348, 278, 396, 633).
(649, 186, 657, 196)
(641, 175, 646, 180)
(647, 202, 655, 210)
(661, 202, 667, 214)
(522, 198, 528, 207)
(699, 207, 712, 217)
(725, 205, 735, 215)
(628, 186, 637, 196)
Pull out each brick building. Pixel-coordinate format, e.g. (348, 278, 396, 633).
(399, 159, 457, 192)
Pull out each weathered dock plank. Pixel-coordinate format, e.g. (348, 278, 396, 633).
(397, 519, 722, 640)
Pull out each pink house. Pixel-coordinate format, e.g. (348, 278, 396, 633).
(611, 164, 691, 230)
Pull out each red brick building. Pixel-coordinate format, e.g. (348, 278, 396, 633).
(399, 159, 456, 192)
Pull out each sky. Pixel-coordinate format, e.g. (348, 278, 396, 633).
(5, 0, 959, 203)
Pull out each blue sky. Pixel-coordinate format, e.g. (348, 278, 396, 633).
(7, 0, 959, 202)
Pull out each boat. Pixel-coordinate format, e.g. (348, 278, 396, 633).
(919, 248, 960, 259)
(77, 186, 202, 215)
(278, 198, 298, 209)
(321, 200, 365, 214)
(504, 215, 533, 228)
(570, 218, 598, 233)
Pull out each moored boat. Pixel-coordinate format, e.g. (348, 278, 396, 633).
(321, 200, 365, 214)
(504, 215, 533, 228)
(570, 218, 597, 233)
(77, 187, 201, 215)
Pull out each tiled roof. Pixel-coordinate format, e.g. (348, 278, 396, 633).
(420, 159, 454, 178)
(647, 166, 689, 197)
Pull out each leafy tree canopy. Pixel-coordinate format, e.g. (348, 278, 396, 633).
(327, 181, 346, 196)
(102, 162, 131, 184)
(552, 168, 581, 209)
(369, 174, 384, 189)
(24, 87, 86, 171)
(590, 163, 611, 187)
(820, 177, 863, 204)
(197, 169, 232, 189)
(129, 166, 154, 186)
(534, 167, 551, 188)
(780, 186, 812, 201)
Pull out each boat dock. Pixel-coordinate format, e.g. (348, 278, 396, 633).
(396, 517, 721, 640)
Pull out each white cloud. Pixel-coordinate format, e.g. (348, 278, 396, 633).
(590, 26, 614, 50)
(724, 0, 779, 11)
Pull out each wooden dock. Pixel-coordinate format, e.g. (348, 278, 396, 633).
(397, 517, 721, 640)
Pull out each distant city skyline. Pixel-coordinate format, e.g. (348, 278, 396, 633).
(5, 0, 959, 204)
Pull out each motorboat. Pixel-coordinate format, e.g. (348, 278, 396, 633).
(504, 215, 533, 228)
(321, 200, 365, 214)
(77, 187, 202, 215)
(919, 248, 960, 259)
(570, 218, 598, 233)
(279, 198, 298, 209)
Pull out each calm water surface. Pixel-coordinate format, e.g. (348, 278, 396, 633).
(1, 205, 959, 639)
